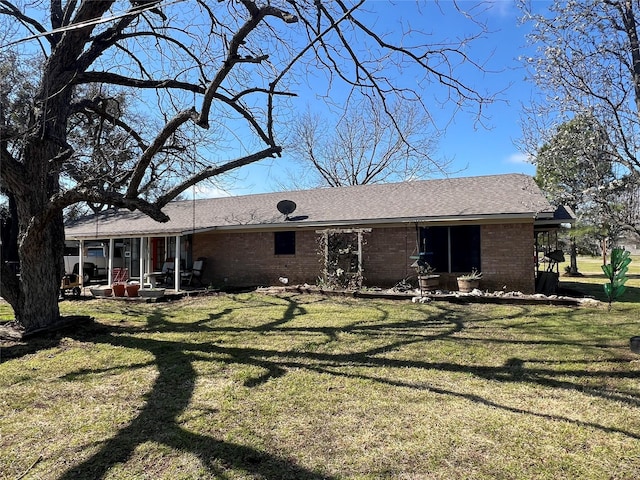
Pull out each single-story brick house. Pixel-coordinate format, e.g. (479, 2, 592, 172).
(64, 174, 573, 293)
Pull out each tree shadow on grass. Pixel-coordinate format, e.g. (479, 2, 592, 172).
(59, 308, 335, 480)
(56, 294, 640, 478)
(54, 295, 463, 478)
(560, 279, 640, 303)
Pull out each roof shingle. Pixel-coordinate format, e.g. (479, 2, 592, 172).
(65, 174, 555, 239)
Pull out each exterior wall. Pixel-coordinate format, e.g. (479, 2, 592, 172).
(361, 226, 416, 286)
(192, 229, 322, 287)
(193, 226, 419, 289)
(191, 221, 536, 293)
(481, 223, 535, 294)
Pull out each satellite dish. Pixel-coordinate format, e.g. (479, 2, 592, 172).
(277, 200, 297, 220)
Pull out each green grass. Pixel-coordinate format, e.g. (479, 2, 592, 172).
(559, 254, 640, 303)
(1, 291, 640, 479)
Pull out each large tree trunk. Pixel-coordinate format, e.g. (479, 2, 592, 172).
(12, 213, 65, 333)
(5, 47, 72, 333)
(3, 113, 68, 333)
(1, 205, 65, 334)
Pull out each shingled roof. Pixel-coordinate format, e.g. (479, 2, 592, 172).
(65, 174, 557, 239)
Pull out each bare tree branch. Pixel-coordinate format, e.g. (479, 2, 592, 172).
(0, 0, 495, 331)
(156, 145, 282, 205)
(126, 107, 198, 198)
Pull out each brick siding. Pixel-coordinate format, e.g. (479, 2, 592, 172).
(192, 222, 536, 293)
(480, 223, 535, 294)
(193, 230, 322, 287)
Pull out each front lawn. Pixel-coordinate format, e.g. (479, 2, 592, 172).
(1, 292, 639, 479)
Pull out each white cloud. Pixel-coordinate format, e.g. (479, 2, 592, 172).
(486, 0, 514, 17)
(197, 185, 232, 198)
(506, 152, 531, 164)
(183, 185, 232, 199)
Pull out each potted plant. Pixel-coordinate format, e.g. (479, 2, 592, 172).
(411, 257, 440, 290)
(457, 268, 482, 293)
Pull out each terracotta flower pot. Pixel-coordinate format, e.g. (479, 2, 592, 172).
(112, 283, 126, 297)
(126, 284, 140, 297)
(457, 278, 480, 293)
(418, 275, 440, 290)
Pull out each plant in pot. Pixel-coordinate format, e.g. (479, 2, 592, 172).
(457, 268, 482, 293)
(411, 257, 440, 290)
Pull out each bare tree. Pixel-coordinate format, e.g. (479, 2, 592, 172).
(519, 0, 640, 176)
(0, 0, 492, 334)
(286, 98, 445, 188)
(519, 0, 640, 247)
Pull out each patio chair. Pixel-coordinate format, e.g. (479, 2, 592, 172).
(157, 261, 174, 285)
(112, 267, 129, 283)
(181, 258, 205, 286)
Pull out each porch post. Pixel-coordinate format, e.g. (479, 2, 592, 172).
(447, 228, 452, 273)
(139, 237, 145, 285)
(108, 238, 115, 285)
(78, 239, 84, 286)
(148, 239, 152, 268)
(174, 235, 181, 291)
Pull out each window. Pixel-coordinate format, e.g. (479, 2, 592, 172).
(274, 231, 296, 255)
(87, 247, 105, 257)
(420, 225, 481, 273)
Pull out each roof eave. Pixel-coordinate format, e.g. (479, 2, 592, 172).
(190, 212, 545, 234)
(65, 211, 553, 240)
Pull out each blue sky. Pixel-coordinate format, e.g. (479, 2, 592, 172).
(206, 0, 545, 197)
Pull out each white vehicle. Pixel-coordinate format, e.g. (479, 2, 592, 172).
(63, 242, 124, 283)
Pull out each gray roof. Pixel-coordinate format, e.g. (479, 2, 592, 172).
(65, 174, 558, 239)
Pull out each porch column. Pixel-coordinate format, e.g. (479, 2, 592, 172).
(108, 238, 115, 285)
(174, 235, 181, 291)
(147, 238, 153, 285)
(139, 237, 145, 285)
(78, 239, 85, 286)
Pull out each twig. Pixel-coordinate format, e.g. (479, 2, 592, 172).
(15, 454, 42, 480)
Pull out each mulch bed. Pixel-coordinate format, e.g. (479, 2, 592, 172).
(258, 285, 593, 307)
